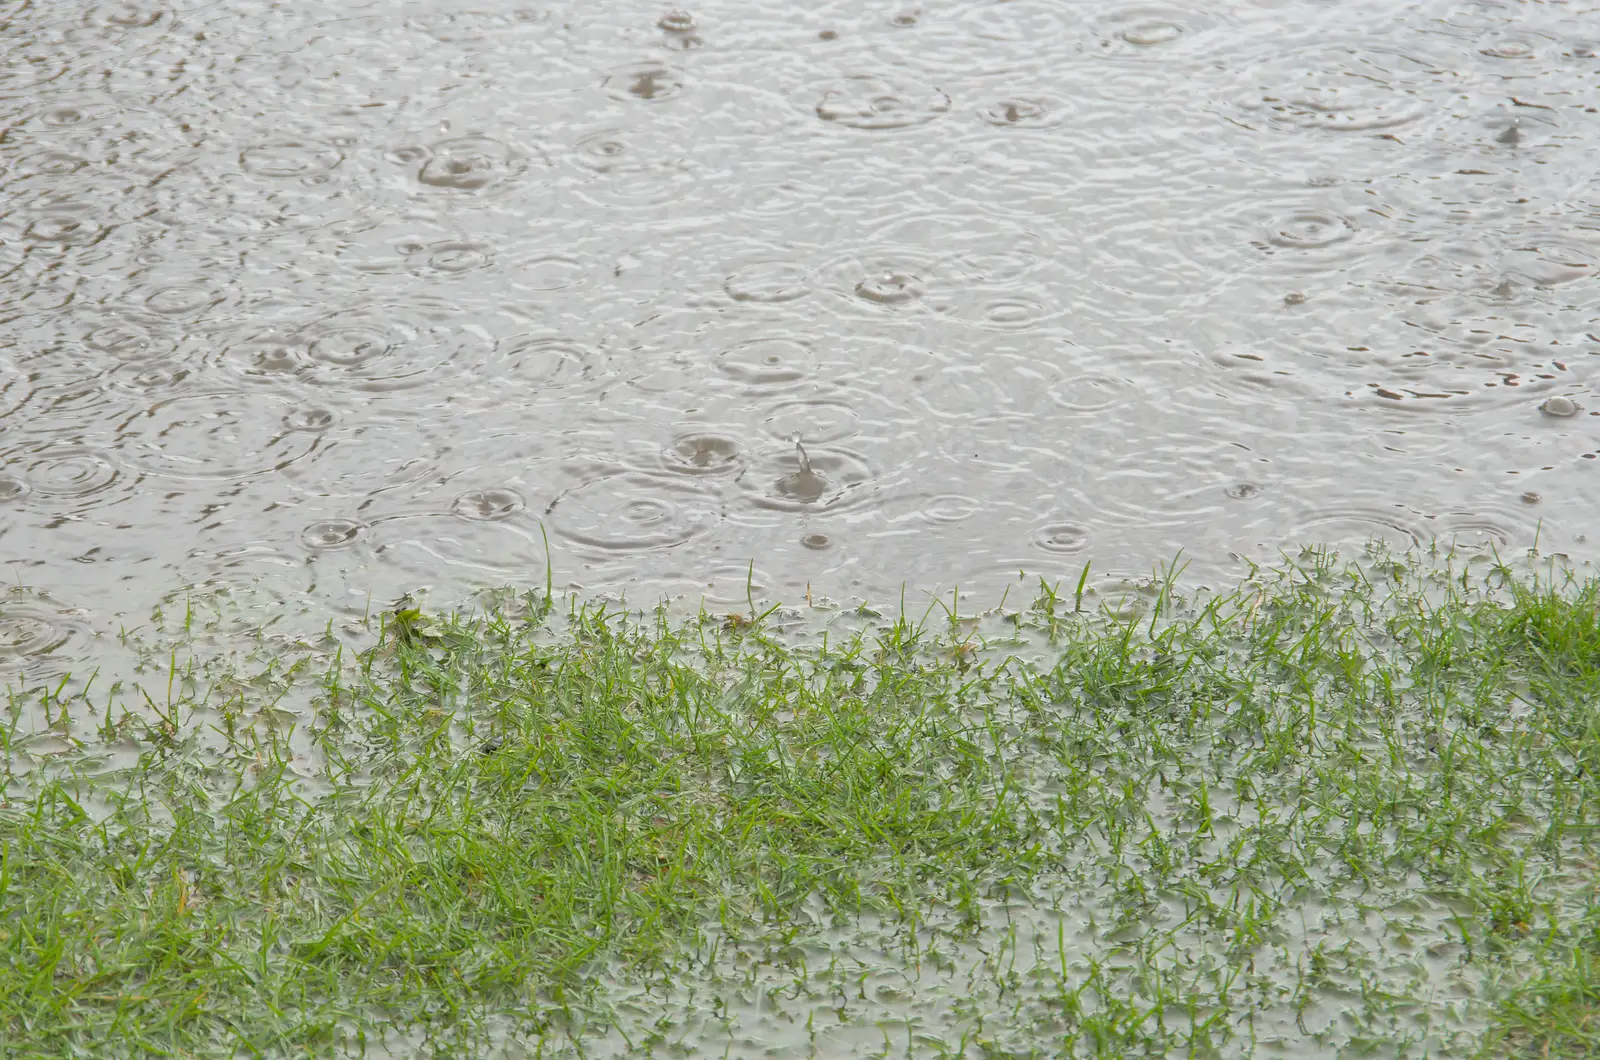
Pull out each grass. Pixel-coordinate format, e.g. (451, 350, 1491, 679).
(1, 546, 1598, 1057)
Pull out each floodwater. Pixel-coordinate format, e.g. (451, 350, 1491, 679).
(3, 0, 1600, 674)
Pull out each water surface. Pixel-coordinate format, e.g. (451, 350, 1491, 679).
(3, 0, 1599, 677)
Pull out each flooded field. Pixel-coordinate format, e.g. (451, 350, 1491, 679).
(3, 0, 1600, 669)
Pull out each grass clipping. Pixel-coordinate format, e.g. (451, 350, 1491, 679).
(3, 551, 1599, 1057)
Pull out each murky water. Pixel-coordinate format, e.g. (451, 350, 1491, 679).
(3, 0, 1600, 678)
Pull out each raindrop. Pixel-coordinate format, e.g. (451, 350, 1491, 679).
(302, 519, 366, 551)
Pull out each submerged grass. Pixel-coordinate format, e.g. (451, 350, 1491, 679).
(2, 548, 1598, 1057)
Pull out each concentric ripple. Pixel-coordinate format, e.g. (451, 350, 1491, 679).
(222, 306, 481, 392)
(549, 474, 719, 551)
(603, 62, 687, 102)
(1234, 45, 1448, 133)
(814, 75, 951, 130)
(1, 442, 121, 503)
(737, 445, 875, 512)
(413, 135, 523, 191)
(664, 433, 745, 475)
(0, 588, 87, 678)
(114, 393, 321, 480)
(452, 488, 526, 521)
(716, 338, 816, 386)
(480, 336, 608, 391)
(301, 519, 366, 552)
(240, 141, 342, 180)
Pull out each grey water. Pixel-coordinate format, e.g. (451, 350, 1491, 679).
(3, 0, 1599, 679)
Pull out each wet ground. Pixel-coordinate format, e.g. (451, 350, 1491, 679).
(3, 0, 1599, 678)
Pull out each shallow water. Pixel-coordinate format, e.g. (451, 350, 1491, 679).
(3, 0, 1600, 679)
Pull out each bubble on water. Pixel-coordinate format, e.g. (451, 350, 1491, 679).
(604, 62, 687, 102)
(1032, 522, 1090, 554)
(716, 338, 814, 386)
(664, 433, 743, 474)
(416, 136, 520, 190)
(814, 75, 950, 130)
(1540, 396, 1580, 418)
(1264, 211, 1356, 250)
(550, 474, 719, 551)
(453, 488, 526, 521)
(241, 141, 342, 179)
(302, 519, 366, 551)
(114, 393, 320, 480)
(724, 260, 812, 303)
(801, 532, 831, 550)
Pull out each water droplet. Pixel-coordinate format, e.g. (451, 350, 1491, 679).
(1225, 482, 1263, 500)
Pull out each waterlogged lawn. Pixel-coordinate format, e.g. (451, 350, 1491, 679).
(3, 551, 1598, 1058)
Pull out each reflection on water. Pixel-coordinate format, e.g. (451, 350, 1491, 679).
(1, 0, 1598, 658)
